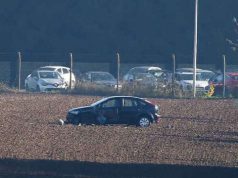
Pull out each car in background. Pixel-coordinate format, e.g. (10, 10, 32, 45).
(123, 66, 169, 87)
(25, 70, 67, 92)
(176, 68, 215, 81)
(82, 71, 120, 88)
(64, 96, 160, 127)
(208, 72, 238, 97)
(38, 66, 76, 88)
(128, 72, 158, 87)
(175, 71, 209, 92)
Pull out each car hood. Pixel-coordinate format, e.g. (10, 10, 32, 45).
(181, 80, 208, 87)
(69, 106, 94, 113)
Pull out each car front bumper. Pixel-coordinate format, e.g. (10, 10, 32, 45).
(66, 112, 79, 123)
(39, 84, 67, 92)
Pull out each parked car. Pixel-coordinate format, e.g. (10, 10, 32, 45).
(175, 71, 209, 92)
(208, 72, 238, 97)
(123, 66, 168, 87)
(128, 72, 158, 87)
(25, 70, 67, 92)
(64, 96, 160, 127)
(176, 68, 215, 81)
(82, 71, 120, 88)
(38, 66, 76, 88)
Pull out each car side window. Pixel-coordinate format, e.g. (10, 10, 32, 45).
(101, 99, 118, 108)
(57, 68, 62, 74)
(63, 68, 69, 74)
(123, 99, 138, 107)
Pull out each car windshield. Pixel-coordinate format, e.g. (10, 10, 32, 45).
(200, 72, 215, 81)
(91, 97, 110, 107)
(135, 73, 156, 81)
(92, 73, 115, 81)
(177, 73, 202, 81)
(39, 71, 61, 79)
(148, 69, 163, 77)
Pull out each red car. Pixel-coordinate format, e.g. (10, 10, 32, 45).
(208, 72, 238, 97)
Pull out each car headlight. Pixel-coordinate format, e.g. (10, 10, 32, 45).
(155, 105, 159, 113)
(40, 81, 48, 86)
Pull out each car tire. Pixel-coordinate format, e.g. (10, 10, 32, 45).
(36, 85, 40, 92)
(138, 116, 151, 127)
(96, 114, 107, 125)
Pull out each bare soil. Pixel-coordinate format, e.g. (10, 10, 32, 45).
(0, 93, 238, 177)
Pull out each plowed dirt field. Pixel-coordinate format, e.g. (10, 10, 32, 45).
(0, 93, 238, 177)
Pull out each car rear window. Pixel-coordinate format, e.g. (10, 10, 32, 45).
(138, 99, 150, 107)
(38, 67, 55, 71)
(123, 99, 138, 107)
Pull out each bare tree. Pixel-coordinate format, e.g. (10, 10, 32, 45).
(226, 17, 238, 51)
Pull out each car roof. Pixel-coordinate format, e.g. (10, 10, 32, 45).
(176, 68, 202, 71)
(176, 68, 214, 73)
(39, 66, 70, 70)
(36, 70, 59, 73)
(227, 72, 238, 76)
(131, 66, 162, 71)
(86, 71, 114, 75)
(176, 71, 197, 74)
(103, 96, 145, 100)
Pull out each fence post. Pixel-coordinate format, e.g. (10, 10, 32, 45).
(17, 52, 22, 91)
(172, 54, 176, 98)
(223, 55, 226, 98)
(116, 52, 120, 92)
(69, 52, 73, 90)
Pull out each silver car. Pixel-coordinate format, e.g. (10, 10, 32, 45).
(82, 71, 120, 88)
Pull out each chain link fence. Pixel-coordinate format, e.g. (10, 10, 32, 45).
(0, 52, 237, 98)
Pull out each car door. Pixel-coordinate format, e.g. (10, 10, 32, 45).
(118, 98, 139, 124)
(98, 98, 120, 123)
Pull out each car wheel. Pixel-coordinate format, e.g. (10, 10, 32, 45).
(36, 85, 40, 92)
(96, 114, 107, 125)
(138, 116, 151, 127)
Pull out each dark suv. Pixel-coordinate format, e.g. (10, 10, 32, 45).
(65, 96, 160, 127)
(208, 72, 238, 97)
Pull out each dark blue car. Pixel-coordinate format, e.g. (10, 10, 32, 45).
(65, 96, 160, 127)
